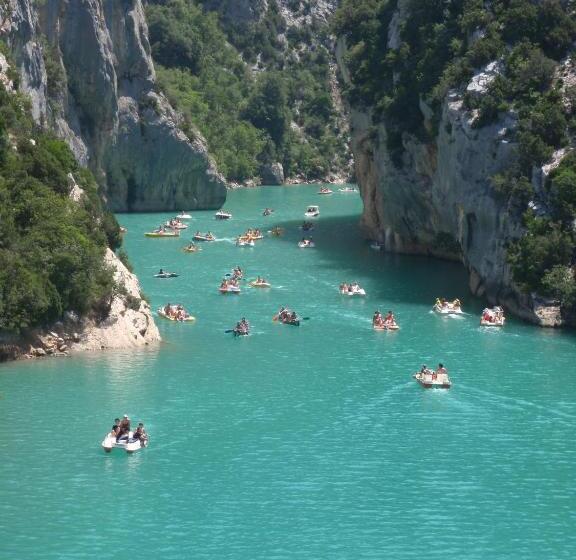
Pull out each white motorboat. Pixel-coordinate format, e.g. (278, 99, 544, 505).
(339, 187, 358, 193)
(215, 210, 232, 220)
(298, 240, 315, 248)
(102, 432, 148, 454)
(176, 212, 192, 219)
(370, 241, 383, 251)
(193, 233, 216, 242)
(318, 187, 333, 195)
(413, 369, 451, 389)
(304, 205, 320, 218)
(154, 272, 179, 278)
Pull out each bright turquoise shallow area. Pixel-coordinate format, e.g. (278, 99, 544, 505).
(1, 185, 576, 559)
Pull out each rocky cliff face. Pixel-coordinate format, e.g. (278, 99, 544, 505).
(2, 0, 226, 211)
(336, 32, 570, 327)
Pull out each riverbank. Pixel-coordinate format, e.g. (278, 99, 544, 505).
(0, 249, 160, 363)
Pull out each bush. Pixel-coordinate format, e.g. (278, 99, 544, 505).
(541, 265, 576, 306)
(0, 82, 116, 332)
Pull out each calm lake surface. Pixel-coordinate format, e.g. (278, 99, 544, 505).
(1, 185, 575, 559)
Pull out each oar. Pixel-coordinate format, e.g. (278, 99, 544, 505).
(224, 329, 235, 333)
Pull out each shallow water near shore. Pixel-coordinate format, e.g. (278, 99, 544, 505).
(1, 184, 575, 559)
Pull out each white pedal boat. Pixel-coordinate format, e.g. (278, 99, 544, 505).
(340, 287, 366, 296)
(237, 238, 255, 247)
(176, 212, 192, 219)
(433, 303, 462, 315)
(304, 205, 320, 218)
(413, 370, 451, 389)
(157, 308, 195, 321)
(298, 240, 315, 248)
(215, 210, 232, 220)
(373, 323, 400, 331)
(167, 221, 188, 230)
(219, 286, 241, 294)
(480, 307, 505, 327)
(102, 432, 148, 454)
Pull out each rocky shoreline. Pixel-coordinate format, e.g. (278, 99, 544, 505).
(0, 249, 161, 364)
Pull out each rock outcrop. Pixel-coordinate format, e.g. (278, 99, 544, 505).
(2, 0, 226, 211)
(336, 30, 572, 327)
(0, 247, 161, 362)
(260, 161, 285, 185)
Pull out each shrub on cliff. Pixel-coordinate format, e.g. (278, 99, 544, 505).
(0, 83, 118, 333)
(147, 0, 347, 182)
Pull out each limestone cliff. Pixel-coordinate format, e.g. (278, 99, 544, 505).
(2, 0, 226, 211)
(335, 2, 576, 328)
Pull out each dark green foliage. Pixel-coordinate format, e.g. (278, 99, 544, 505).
(244, 73, 289, 146)
(334, 0, 576, 164)
(508, 216, 574, 295)
(0, 83, 118, 332)
(541, 265, 576, 307)
(147, 0, 346, 182)
(548, 152, 576, 223)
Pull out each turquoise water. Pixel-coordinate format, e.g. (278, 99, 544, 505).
(1, 185, 575, 559)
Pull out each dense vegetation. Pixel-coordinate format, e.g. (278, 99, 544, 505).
(0, 80, 120, 333)
(146, 0, 348, 182)
(334, 0, 576, 310)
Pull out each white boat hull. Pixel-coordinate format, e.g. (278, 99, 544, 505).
(102, 433, 148, 453)
(413, 372, 451, 389)
(433, 304, 462, 315)
(340, 288, 366, 296)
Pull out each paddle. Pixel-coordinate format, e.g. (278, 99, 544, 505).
(224, 329, 234, 333)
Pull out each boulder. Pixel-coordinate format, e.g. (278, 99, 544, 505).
(260, 162, 285, 185)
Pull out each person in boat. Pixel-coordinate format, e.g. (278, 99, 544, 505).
(435, 363, 447, 380)
(452, 298, 461, 309)
(132, 423, 147, 443)
(109, 418, 121, 438)
(164, 303, 172, 316)
(289, 311, 298, 323)
(158, 268, 165, 275)
(373, 311, 383, 326)
(117, 415, 131, 441)
(384, 310, 395, 325)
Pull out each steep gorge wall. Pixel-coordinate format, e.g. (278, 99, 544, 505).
(336, 27, 571, 327)
(2, 0, 226, 211)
